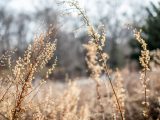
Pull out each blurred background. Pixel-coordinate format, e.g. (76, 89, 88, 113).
(0, 0, 160, 79)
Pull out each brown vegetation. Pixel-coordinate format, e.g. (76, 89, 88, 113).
(0, 1, 160, 120)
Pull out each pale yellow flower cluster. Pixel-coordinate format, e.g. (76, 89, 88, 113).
(46, 57, 57, 79)
(84, 26, 109, 82)
(134, 30, 150, 71)
(83, 41, 102, 81)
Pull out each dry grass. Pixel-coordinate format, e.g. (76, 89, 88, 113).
(0, 1, 160, 120)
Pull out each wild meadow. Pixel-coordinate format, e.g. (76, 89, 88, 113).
(0, 0, 160, 120)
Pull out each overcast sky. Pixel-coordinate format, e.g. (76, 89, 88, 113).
(3, 0, 160, 35)
(6, 0, 159, 24)
(6, 0, 159, 14)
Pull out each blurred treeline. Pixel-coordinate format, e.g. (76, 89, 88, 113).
(0, 0, 159, 78)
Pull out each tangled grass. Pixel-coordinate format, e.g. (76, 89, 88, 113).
(0, 1, 160, 120)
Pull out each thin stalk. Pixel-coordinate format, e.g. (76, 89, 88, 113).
(144, 68, 148, 120)
(144, 69, 147, 108)
(105, 69, 124, 120)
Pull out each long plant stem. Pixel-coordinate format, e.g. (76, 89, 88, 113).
(70, 2, 124, 120)
(105, 69, 124, 120)
(144, 69, 148, 120)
